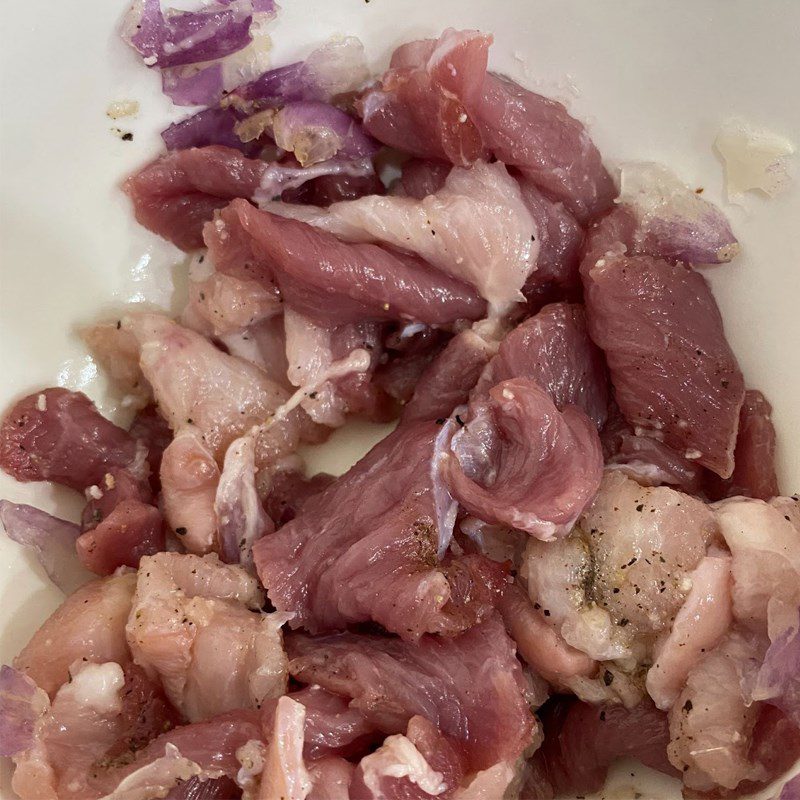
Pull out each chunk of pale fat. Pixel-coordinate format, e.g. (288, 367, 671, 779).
(714, 121, 795, 199)
(106, 100, 139, 120)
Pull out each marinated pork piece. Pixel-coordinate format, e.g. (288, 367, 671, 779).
(288, 615, 536, 773)
(253, 421, 505, 639)
(479, 302, 609, 428)
(583, 250, 745, 478)
(443, 378, 603, 540)
(0, 389, 145, 492)
(14, 573, 136, 697)
(205, 199, 487, 326)
(126, 552, 287, 722)
(125, 313, 301, 468)
(264, 160, 539, 316)
(474, 73, 616, 223)
(523, 471, 719, 663)
(124, 146, 267, 251)
(398, 158, 451, 199)
(358, 29, 490, 166)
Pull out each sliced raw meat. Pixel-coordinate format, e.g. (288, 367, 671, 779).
(262, 686, 376, 760)
(14, 572, 135, 696)
(516, 178, 584, 304)
(262, 469, 335, 528)
(474, 73, 616, 222)
(129, 405, 173, 489)
(265, 160, 538, 316)
(523, 471, 718, 660)
(583, 251, 745, 478)
(253, 421, 505, 639)
(401, 330, 494, 424)
(0, 388, 143, 492)
(706, 389, 780, 501)
(126, 313, 299, 467)
(205, 199, 487, 326)
(0, 501, 85, 594)
(646, 553, 734, 710)
(183, 255, 281, 338)
(126, 552, 287, 722)
(81, 467, 153, 532)
(443, 378, 603, 540)
(160, 429, 221, 555)
(124, 146, 267, 251)
(538, 697, 676, 795)
(499, 582, 596, 686)
(307, 758, 354, 800)
(288, 614, 536, 771)
(281, 169, 385, 206)
(357, 29, 490, 166)
(480, 302, 609, 428)
(215, 431, 274, 567)
(668, 630, 766, 793)
(398, 159, 451, 198)
(76, 499, 165, 575)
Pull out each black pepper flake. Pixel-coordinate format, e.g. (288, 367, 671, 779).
(603, 670, 614, 686)
(612, 587, 620, 594)
(683, 699, 693, 713)
(636, 504, 644, 512)
(618, 618, 629, 627)
(121, 132, 134, 142)
(599, 710, 606, 721)
(435, 418, 446, 425)
(543, 609, 551, 617)
(116, 320, 122, 330)
(455, 414, 465, 427)
(533, 602, 541, 610)
(199, 292, 205, 300)
(175, 527, 188, 536)
(308, 391, 318, 399)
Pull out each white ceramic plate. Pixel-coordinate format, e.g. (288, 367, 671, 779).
(1, 1, 799, 797)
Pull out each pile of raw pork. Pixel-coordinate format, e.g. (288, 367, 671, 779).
(1, 4, 799, 800)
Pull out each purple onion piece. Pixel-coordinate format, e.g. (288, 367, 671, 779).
(753, 618, 800, 728)
(161, 106, 259, 154)
(229, 37, 368, 109)
(0, 501, 86, 594)
(272, 101, 379, 166)
(162, 62, 224, 107)
(124, 0, 254, 69)
(0, 666, 44, 757)
(780, 773, 800, 800)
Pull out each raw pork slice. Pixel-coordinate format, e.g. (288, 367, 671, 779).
(205, 199, 487, 326)
(124, 146, 267, 251)
(126, 552, 287, 722)
(398, 159, 451, 199)
(14, 572, 136, 696)
(125, 313, 300, 468)
(705, 389, 780, 500)
(538, 697, 676, 795)
(474, 73, 616, 222)
(583, 252, 745, 478)
(264, 160, 539, 316)
(288, 614, 536, 772)
(443, 378, 603, 540)
(253, 421, 506, 640)
(480, 302, 609, 428)
(357, 29, 490, 166)
(0, 388, 144, 492)
(76, 498, 165, 575)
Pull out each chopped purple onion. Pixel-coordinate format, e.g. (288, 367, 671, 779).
(272, 101, 379, 166)
(753, 617, 800, 728)
(229, 37, 368, 109)
(124, 0, 254, 70)
(0, 501, 86, 594)
(162, 62, 224, 106)
(162, 106, 253, 152)
(0, 666, 44, 757)
(780, 773, 800, 800)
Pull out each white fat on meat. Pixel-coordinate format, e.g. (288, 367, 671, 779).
(359, 733, 446, 798)
(256, 696, 312, 800)
(126, 552, 288, 722)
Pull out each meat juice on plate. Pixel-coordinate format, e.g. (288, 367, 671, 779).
(0, 3, 798, 799)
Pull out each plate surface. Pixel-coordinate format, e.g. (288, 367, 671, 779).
(1, 1, 799, 797)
